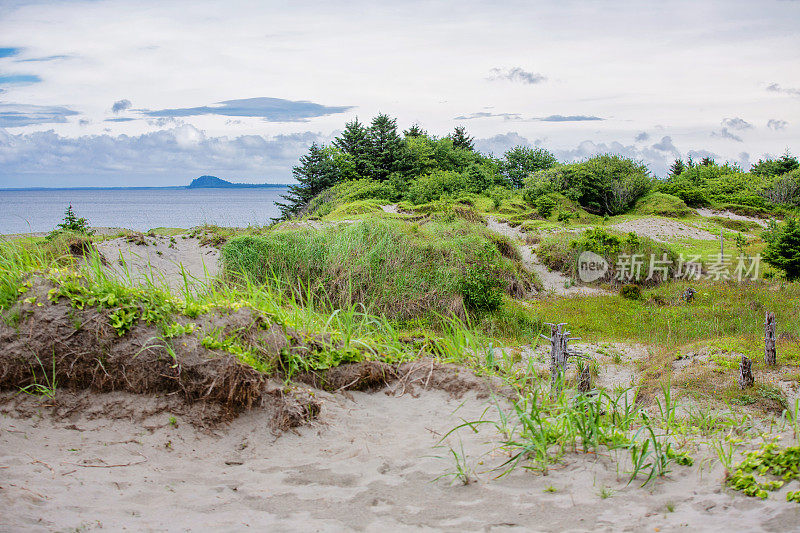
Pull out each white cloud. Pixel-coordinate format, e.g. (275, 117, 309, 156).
(0, 0, 798, 186)
(0, 125, 329, 187)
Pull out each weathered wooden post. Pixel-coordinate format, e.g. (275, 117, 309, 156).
(738, 353, 754, 389)
(577, 365, 591, 393)
(765, 311, 777, 366)
(540, 322, 582, 395)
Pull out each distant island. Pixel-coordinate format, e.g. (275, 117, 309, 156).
(187, 176, 285, 189)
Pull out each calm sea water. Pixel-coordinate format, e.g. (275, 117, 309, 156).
(0, 187, 289, 234)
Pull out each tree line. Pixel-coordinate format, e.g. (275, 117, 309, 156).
(277, 114, 799, 220)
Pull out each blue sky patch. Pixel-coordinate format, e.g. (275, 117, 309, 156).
(0, 74, 42, 85)
(0, 47, 22, 58)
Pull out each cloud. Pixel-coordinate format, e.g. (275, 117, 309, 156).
(767, 119, 788, 130)
(766, 83, 800, 97)
(0, 125, 330, 186)
(0, 48, 21, 58)
(687, 149, 718, 162)
(453, 112, 523, 120)
(142, 97, 353, 122)
(15, 55, 70, 62)
(0, 103, 79, 127)
(473, 132, 534, 156)
(104, 117, 136, 122)
(112, 99, 132, 113)
(539, 115, 602, 122)
(635, 132, 649, 142)
(711, 127, 743, 142)
(721, 117, 753, 130)
(0, 74, 42, 86)
(652, 135, 679, 155)
(486, 67, 546, 85)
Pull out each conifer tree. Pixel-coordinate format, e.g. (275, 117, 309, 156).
(332, 118, 373, 179)
(403, 124, 426, 138)
(368, 114, 402, 181)
(275, 143, 339, 220)
(763, 217, 800, 281)
(668, 158, 685, 178)
(450, 126, 474, 151)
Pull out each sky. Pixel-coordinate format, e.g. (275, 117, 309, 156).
(0, 0, 798, 187)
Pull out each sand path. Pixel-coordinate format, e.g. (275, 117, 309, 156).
(95, 235, 219, 291)
(2, 389, 799, 531)
(610, 218, 717, 243)
(486, 217, 607, 296)
(697, 208, 769, 228)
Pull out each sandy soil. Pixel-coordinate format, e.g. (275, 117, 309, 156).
(696, 209, 769, 228)
(611, 218, 717, 243)
(95, 235, 219, 291)
(486, 217, 608, 297)
(2, 389, 799, 532)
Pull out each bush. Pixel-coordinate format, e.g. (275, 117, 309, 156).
(537, 227, 678, 285)
(525, 155, 651, 215)
(763, 217, 800, 281)
(460, 243, 505, 312)
(620, 284, 641, 300)
(406, 170, 468, 204)
(633, 193, 692, 218)
(48, 205, 92, 240)
(535, 194, 558, 219)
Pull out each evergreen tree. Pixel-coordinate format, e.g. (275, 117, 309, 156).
(368, 114, 402, 181)
(751, 150, 800, 177)
(700, 156, 715, 167)
(668, 158, 685, 178)
(403, 124, 426, 138)
(450, 126, 474, 151)
(333, 118, 373, 179)
(275, 143, 339, 220)
(763, 217, 800, 281)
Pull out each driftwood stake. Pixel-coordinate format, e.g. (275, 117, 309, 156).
(765, 311, 777, 366)
(540, 322, 582, 396)
(738, 354, 754, 389)
(578, 365, 591, 393)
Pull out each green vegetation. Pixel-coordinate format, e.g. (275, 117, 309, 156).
(220, 218, 536, 319)
(633, 193, 692, 218)
(763, 217, 800, 280)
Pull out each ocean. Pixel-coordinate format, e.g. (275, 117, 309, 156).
(0, 187, 289, 235)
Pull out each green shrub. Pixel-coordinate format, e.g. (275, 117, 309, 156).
(526, 155, 651, 215)
(460, 243, 505, 312)
(620, 284, 641, 300)
(47, 205, 92, 240)
(633, 193, 692, 218)
(535, 195, 558, 219)
(763, 217, 800, 281)
(406, 170, 468, 205)
(537, 227, 677, 285)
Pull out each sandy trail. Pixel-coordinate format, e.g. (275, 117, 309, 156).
(696, 208, 769, 228)
(2, 389, 799, 532)
(95, 235, 220, 291)
(486, 217, 607, 296)
(611, 218, 717, 243)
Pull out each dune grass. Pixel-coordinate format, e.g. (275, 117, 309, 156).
(220, 217, 538, 319)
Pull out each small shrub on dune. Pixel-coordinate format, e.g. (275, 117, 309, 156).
(633, 193, 692, 218)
